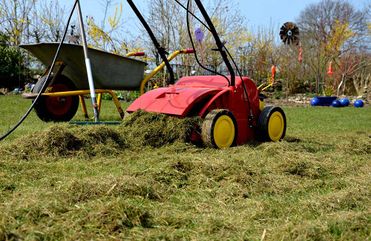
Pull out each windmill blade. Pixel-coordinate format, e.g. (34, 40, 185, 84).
(280, 22, 300, 45)
(281, 35, 288, 44)
(292, 26, 299, 35)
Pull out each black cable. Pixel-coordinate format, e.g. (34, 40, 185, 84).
(225, 46, 251, 106)
(0, 0, 79, 141)
(183, 0, 245, 87)
(194, 0, 236, 86)
(174, 0, 211, 32)
(183, 0, 251, 106)
(181, 0, 251, 112)
(127, 0, 175, 84)
(224, 47, 242, 78)
(223, 40, 255, 126)
(181, 0, 244, 82)
(186, 0, 230, 85)
(184, 0, 254, 122)
(178, 0, 244, 80)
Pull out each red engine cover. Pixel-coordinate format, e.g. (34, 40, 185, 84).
(126, 86, 221, 116)
(126, 75, 261, 145)
(126, 76, 228, 117)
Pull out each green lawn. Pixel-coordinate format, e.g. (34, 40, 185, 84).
(0, 94, 370, 240)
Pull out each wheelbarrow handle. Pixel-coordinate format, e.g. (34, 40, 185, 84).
(139, 48, 194, 95)
(181, 48, 195, 54)
(126, 51, 146, 57)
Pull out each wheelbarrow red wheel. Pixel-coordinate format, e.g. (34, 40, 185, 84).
(257, 106, 286, 141)
(34, 76, 79, 122)
(202, 109, 237, 148)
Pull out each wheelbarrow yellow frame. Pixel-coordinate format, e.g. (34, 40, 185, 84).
(139, 48, 194, 95)
(23, 89, 125, 119)
(23, 49, 194, 120)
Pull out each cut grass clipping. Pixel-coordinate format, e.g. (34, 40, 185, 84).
(0, 111, 201, 159)
(0, 104, 370, 240)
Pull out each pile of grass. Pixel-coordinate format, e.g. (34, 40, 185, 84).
(121, 110, 201, 148)
(1, 136, 369, 240)
(0, 104, 370, 240)
(0, 111, 200, 159)
(0, 125, 126, 160)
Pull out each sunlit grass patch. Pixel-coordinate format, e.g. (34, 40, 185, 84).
(0, 95, 370, 240)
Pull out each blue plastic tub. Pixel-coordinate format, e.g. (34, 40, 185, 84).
(311, 96, 338, 106)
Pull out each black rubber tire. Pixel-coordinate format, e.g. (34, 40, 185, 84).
(201, 109, 237, 148)
(257, 106, 286, 141)
(33, 75, 79, 122)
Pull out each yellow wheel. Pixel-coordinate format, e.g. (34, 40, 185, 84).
(202, 109, 237, 148)
(257, 106, 286, 141)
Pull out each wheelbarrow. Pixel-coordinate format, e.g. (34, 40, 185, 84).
(21, 43, 194, 122)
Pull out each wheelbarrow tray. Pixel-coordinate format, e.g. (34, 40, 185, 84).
(20, 43, 146, 90)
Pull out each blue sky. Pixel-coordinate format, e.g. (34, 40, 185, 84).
(79, 0, 369, 23)
(237, 0, 369, 28)
(73, 0, 368, 34)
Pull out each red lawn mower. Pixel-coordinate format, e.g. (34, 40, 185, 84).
(0, 0, 288, 146)
(125, 0, 287, 148)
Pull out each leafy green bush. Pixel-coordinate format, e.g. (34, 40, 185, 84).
(0, 33, 28, 90)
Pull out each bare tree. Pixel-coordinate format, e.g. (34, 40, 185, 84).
(145, 0, 250, 76)
(26, 0, 67, 43)
(298, 0, 369, 94)
(146, 0, 182, 66)
(86, 1, 131, 54)
(335, 50, 370, 96)
(0, 0, 36, 45)
(242, 27, 276, 83)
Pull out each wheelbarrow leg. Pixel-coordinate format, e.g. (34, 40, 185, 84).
(79, 95, 89, 120)
(107, 90, 125, 119)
